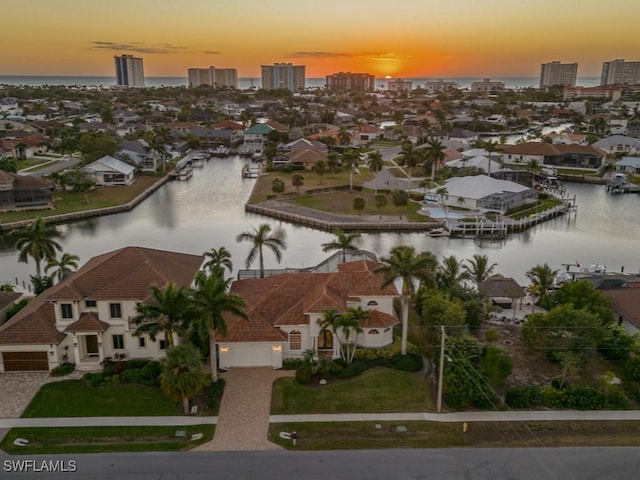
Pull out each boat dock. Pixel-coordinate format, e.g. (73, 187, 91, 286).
(242, 163, 261, 178)
(606, 173, 640, 194)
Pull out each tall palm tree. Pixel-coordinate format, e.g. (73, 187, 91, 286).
(438, 255, 468, 291)
(13, 217, 63, 277)
(321, 229, 362, 263)
(463, 254, 498, 288)
(203, 247, 233, 278)
(145, 133, 168, 172)
(132, 283, 192, 348)
(366, 150, 384, 193)
(399, 140, 419, 179)
(236, 223, 287, 278)
(436, 187, 449, 223)
(160, 344, 209, 415)
(327, 152, 340, 175)
(342, 149, 360, 192)
(424, 137, 447, 184)
(377, 245, 438, 355)
(45, 252, 80, 282)
(483, 140, 500, 176)
(318, 308, 345, 360)
(341, 306, 367, 364)
(190, 271, 247, 382)
(526, 263, 559, 305)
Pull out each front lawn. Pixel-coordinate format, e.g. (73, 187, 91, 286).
(269, 420, 640, 450)
(271, 367, 433, 414)
(22, 380, 180, 417)
(0, 425, 214, 454)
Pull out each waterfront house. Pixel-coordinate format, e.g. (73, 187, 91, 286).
(501, 143, 605, 170)
(615, 157, 640, 174)
(0, 171, 54, 212)
(82, 156, 135, 186)
(243, 123, 275, 155)
(592, 135, 640, 156)
(0, 247, 203, 372)
(218, 258, 399, 369)
(425, 175, 536, 213)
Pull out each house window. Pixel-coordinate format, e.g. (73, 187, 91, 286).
(138, 336, 146, 348)
(159, 340, 166, 350)
(85, 300, 97, 308)
(369, 329, 380, 335)
(367, 300, 379, 306)
(109, 303, 122, 318)
(60, 303, 73, 319)
(289, 330, 302, 351)
(112, 334, 124, 350)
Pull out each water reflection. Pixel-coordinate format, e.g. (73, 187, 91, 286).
(1, 156, 639, 286)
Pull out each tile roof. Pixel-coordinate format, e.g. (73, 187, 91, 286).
(601, 289, 640, 329)
(0, 301, 64, 345)
(222, 260, 399, 343)
(0, 291, 22, 311)
(64, 312, 110, 333)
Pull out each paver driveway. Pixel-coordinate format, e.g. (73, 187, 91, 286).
(194, 367, 294, 451)
(0, 371, 83, 418)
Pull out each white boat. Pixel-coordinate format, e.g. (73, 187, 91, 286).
(555, 263, 606, 285)
(426, 227, 449, 238)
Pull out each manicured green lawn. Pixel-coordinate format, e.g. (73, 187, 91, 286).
(0, 425, 214, 454)
(271, 367, 434, 415)
(22, 380, 181, 417)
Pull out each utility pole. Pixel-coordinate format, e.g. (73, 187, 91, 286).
(436, 325, 446, 413)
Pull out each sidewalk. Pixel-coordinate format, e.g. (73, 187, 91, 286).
(3, 409, 640, 430)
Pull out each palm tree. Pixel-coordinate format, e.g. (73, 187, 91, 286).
(342, 149, 360, 192)
(145, 133, 168, 172)
(438, 255, 468, 291)
(399, 141, 419, 179)
(13, 217, 63, 277)
(319, 308, 345, 360)
(236, 223, 287, 278)
(45, 252, 80, 282)
(341, 306, 367, 364)
(190, 271, 247, 382)
(463, 254, 498, 288)
(483, 140, 500, 176)
(375, 194, 388, 219)
(292, 174, 304, 196)
(327, 152, 340, 175)
(526, 263, 558, 305)
(312, 160, 327, 184)
(337, 127, 351, 147)
(203, 247, 233, 277)
(436, 187, 449, 223)
(160, 344, 209, 415)
(367, 150, 384, 194)
(424, 137, 447, 183)
(131, 283, 192, 348)
(377, 245, 438, 355)
(321, 229, 362, 263)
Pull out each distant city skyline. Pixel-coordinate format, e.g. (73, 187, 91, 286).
(1, 0, 639, 78)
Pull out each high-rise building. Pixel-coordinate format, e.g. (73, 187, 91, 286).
(188, 66, 238, 88)
(261, 63, 305, 92)
(540, 61, 578, 88)
(387, 79, 412, 92)
(601, 59, 640, 86)
(114, 55, 145, 87)
(470, 78, 505, 94)
(326, 72, 375, 92)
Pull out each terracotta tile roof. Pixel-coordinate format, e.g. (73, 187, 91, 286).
(225, 260, 399, 342)
(64, 312, 110, 333)
(362, 310, 399, 328)
(0, 301, 64, 345)
(211, 121, 244, 131)
(0, 291, 22, 311)
(42, 246, 203, 302)
(602, 289, 640, 329)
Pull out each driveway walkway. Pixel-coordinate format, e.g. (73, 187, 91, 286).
(0, 371, 84, 419)
(193, 368, 294, 452)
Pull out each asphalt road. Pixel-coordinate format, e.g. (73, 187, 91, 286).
(2, 448, 639, 479)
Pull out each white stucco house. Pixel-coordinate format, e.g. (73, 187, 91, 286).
(82, 155, 136, 186)
(0, 247, 203, 372)
(218, 259, 400, 369)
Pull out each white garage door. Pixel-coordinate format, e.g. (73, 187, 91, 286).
(226, 345, 273, 367)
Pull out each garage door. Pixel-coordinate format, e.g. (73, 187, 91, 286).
(2, 352, 49, 372)
(226, 345, 272, 367)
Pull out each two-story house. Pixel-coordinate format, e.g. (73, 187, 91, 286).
(0, 247, 203, 372)
(217, 259, 400, 369)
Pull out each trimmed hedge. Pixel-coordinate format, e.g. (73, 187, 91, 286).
(50, 363, 75, 377)
(505, 384, 629, 410)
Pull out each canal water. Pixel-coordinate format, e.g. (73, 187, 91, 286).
(1, 156, 638, 288)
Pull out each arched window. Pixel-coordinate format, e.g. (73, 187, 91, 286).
(369, 329, 380, 335)
(289, 330, 302, 351)
(367, 300, 379, 306)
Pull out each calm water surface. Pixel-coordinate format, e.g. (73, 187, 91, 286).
(1, 156, 638, 288)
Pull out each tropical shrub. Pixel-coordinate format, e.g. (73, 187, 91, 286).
(50, 363, 75, 377)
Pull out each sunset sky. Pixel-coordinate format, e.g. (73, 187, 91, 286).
(1, 0, 638, 78)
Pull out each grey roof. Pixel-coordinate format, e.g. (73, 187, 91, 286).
(593, 135, 640, 148)
(83, 156, 135, 175)
(427, 175, 531, 201)
(616, 157, 640, 167)
(120, 139, 148, 155)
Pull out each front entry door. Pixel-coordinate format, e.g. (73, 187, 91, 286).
(318, 330, 333, 350)
(85, 335, 99, 357)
